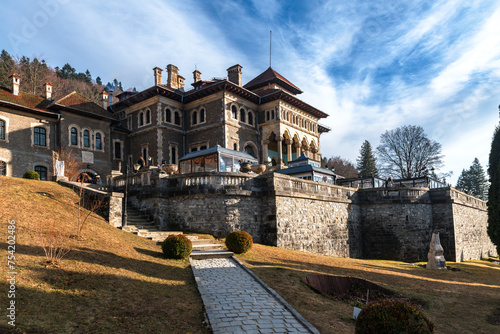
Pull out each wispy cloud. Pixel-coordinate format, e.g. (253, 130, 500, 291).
(0, 0, 499, 183)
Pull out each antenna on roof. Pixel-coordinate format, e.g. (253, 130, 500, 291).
(269, 30, 272, 68)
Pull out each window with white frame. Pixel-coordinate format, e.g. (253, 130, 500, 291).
(165, 108, 172, 123)
(113, 140, 123, 160)
(83, 129, 91, 148)
(231, 105, 237, 119)
(35, 165, 48, 180)
(95, 132, 103, 151)
(34, 126, 47, 147)
(174, 111, 181, 126)
(0, 119, 6, 141)
(127, 115, 132, 130)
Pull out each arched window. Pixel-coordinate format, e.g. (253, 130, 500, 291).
(35, 165, 48, 180)
(174, 111, 181, 125)
(0, 120, 5, 140)
(0, 161, 6, 176)
(34, 127, 46, 146)
(70, 127, 78, 146)
(233, 143, 238, 150)
(200, 108, 205, 123)
(266, 111, 270, 121)
(83, 130, 90, 148)
(95, 133, 102, 150)
(240, 108, 245, 123)
(192, 111, 197, 125)
(248, 112, 253, 125)
(231, 105, 237, 119)
(245, 145, 256, 158)
(146, 110, 151, 124)
(170, 146, 177, 164)
(271, 109, 275, 119)
(165, 108, 171, 123)
(139, 112, 144, 126)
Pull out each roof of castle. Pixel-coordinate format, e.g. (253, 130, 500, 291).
(110, 67, 327, 119)
(55, 91, 116, 120)
(244, 67, 302, 95)
(0, 87, 53, 111)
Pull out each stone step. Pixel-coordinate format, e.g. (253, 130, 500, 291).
(191, 239, 217, 246)
(192, 244, 223, 251)
(154, 235, 202, 244)
(138, 230, 182, 238)
(190, 250, 234, 260)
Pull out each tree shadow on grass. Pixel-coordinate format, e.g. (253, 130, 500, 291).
(0, 267, 209, 334)
(0, 242, 187, 281)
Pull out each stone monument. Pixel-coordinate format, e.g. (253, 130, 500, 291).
(426, 232, 446, 269)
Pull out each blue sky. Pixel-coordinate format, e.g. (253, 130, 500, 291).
(1, 0, 500, 184)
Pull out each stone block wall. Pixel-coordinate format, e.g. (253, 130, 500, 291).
(118, 171, 496, 263)
(360, 202, 434, 262)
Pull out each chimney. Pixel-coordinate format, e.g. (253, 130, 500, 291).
(166, 64, 179, 88)
(9, 73, 20, 96)
(227, 64, 242, 86)
(100, 90, 109, 109)
(153, 66, 163, 86)
(193, 70, 201, 83)
(43, 82, 53, 100)
(177, 75, 185, 91)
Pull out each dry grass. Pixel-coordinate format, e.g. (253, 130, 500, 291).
(0, 176, 209, 333)
(237, 244, 500, 334)
(2, 175, 499, 333)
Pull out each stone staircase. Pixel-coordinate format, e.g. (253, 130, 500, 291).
(190, 238, 234, 260)
(122, 206, 233, 260)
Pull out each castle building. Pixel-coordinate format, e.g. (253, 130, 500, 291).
(0, 65, 330, 180)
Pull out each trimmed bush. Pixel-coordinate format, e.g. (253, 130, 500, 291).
(225, 231, 253, 254)
(23, 171, 40, 180)
(161, 234, 192, 259)
(355, 300, 434, 334)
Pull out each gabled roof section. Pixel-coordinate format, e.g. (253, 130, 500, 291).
(0, 87, 53, 110)
(54, 91, 116, 120)
(111, 85, 183, 112)
(260, 89, 328, 119)
(244, 67, 302, 95)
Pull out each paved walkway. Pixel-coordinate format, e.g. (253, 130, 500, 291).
(190, 257, 319, 334)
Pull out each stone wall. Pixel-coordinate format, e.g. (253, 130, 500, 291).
(117, 171, 496, 262)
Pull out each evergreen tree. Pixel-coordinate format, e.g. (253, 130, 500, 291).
(96, 76, 102, 85)
(85, 69, 92, 84)
(357, 140, 378, 177)
(488, 124, 500, 253)
(456, 158, 488, 199)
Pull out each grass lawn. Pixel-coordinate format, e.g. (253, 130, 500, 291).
(237, 244, 500, 334)
(0, 176, 209, 333)
(1, 176, 499, 333)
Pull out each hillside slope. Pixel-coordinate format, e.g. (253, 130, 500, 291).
(0, 176, 208, 333)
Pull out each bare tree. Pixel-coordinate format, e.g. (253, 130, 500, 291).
(377, 125, 443, 179)
(322, 156, 358, 178)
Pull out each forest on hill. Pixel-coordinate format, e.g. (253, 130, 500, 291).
(0, 49, 127, 104)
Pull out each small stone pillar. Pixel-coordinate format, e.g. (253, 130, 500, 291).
(109, 192, 124, 228)
(426, 232, 446, 269)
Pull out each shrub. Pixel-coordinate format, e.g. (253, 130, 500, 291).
(225, 231, 253, 254)
(161, 234, 192, 259)
(355, 300, 434, 334)
(23, 171, 40, 180)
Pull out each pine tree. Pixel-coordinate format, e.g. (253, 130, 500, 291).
(488, 124, 500, 253)
(455, 158, 488, 199)
(96, 76, 102, 85)
(357, 140, 378, 177)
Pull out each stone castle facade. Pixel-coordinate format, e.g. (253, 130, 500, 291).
(0, 64, 329, 180)
(0, 64, 496, 262)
